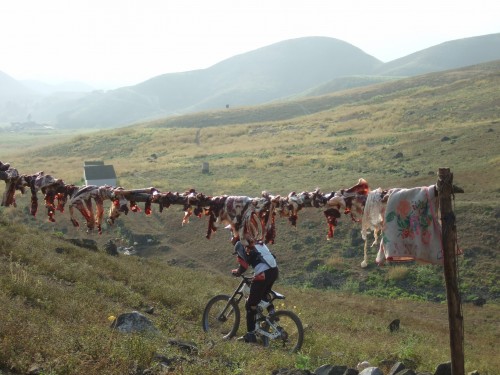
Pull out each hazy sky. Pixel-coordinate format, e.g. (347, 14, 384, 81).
(1, 0, 498, 89)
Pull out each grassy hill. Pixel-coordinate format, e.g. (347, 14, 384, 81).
(0, 219, 498, 374)
(374, 33, 500, 76)
(0, 61, 499, 374)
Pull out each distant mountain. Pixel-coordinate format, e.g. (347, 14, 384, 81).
(374, 33, 500, 76)
(0, 71, 35, 100)
(55, 37, 382, 128)
(21, 80, 95, 95)
(1, 33, 499, 129)
(0, 71, 40, 123)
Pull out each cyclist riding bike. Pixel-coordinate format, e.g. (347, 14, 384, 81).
(229, 231, 279, 343)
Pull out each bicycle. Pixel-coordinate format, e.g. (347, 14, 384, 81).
(202, 274, 304, 352)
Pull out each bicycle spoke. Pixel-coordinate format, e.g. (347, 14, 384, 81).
(266, 311, 304, 353)
(202, 295, 240, 339)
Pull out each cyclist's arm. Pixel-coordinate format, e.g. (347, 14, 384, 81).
(232, 241, 249, 275)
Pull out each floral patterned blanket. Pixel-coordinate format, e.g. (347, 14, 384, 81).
(376, 185, 443, 265)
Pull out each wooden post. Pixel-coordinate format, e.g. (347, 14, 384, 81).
(437, 168, 464, 375)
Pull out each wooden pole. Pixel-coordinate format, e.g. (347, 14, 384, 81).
(437, 168, 464, 375)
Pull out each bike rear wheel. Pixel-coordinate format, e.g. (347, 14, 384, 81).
(202, 294, 240, 339)
(262, 310, 304, 353)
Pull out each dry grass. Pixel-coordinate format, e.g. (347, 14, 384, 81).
(1, 62, 499, 374)
(0, 219, 498, 374)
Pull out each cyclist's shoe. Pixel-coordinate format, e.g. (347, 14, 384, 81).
(237, 332, 257, 343)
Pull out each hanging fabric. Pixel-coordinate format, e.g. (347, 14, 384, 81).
(376, 185, 443, 265)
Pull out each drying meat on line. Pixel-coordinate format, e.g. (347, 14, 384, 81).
(0, 165, 87, 225)
(24, 172, 71, 221)
(1, 159, 373, 242)
(323, 178, 370, 240)
(68, 185, 117, 234)
(107, 187, 160, 225)
(2, 159, 463, 267)
(2, 160, 377, 248)
(1, 162, 21, 208)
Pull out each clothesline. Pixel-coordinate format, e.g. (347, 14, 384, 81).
(1, 160, 456, 266)
(0, 160, 368, 241)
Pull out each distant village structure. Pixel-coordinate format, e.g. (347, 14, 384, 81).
(83, 161, 117, 186)
(9, 120, 54, 132)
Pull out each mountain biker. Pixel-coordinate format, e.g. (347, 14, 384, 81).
(230, 231, 279, 343)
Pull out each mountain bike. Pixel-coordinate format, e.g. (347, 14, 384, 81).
(202, 274, 304, 352)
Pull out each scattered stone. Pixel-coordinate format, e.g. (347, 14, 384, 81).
(388, 318, 400, 332)
(394, 152, 404, 159)
(104, 240, 118, 256)
(67, 238, 98, 251)
(272, 369, 313, 375)
(27, 365, 42, 375)
(387, 362, 406, 375)
(434, 361, 452, 375)
(152, 354, 175, 366)
(379, 358, 397, 369)
(396, 370, 416, 375)
(359, 367, 383, 375)
(168, 339, 199, 355)
(111, 311, 158, 334)
(357, 361, 370, 371)
(314, 364, 347, 375)
(55, 247, 69, 254)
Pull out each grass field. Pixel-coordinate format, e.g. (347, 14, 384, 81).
(0, 219, 498, 374)
(0, 61, 499, 374)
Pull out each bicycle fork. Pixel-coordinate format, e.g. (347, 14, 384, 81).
(218, 284, 246, 322)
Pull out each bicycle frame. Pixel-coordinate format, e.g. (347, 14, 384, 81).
(219, 275, 284, 321)
(215, 277, 248, 321)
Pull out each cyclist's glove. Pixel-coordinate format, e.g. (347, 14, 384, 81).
(231, 268, 241, 277)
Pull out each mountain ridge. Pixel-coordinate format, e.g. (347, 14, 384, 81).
(1, 33, 499, 128)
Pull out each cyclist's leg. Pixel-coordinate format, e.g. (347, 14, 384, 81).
(263, 267, 279, 313)
(266, 268, 279, 293)
(246, 279, 266, 330)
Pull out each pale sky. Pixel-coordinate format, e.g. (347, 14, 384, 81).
(1, 0, 498, 89)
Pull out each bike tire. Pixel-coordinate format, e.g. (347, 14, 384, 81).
(264, 310, 304, 353)
(202, 294, 241, 339)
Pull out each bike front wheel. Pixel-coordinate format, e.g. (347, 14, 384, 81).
(202, 294, 241, 339)
(262, 310, 304, 353)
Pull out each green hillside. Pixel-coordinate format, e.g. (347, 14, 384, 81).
(0, 61, 499, 374)
(1, 219, 498, 374)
